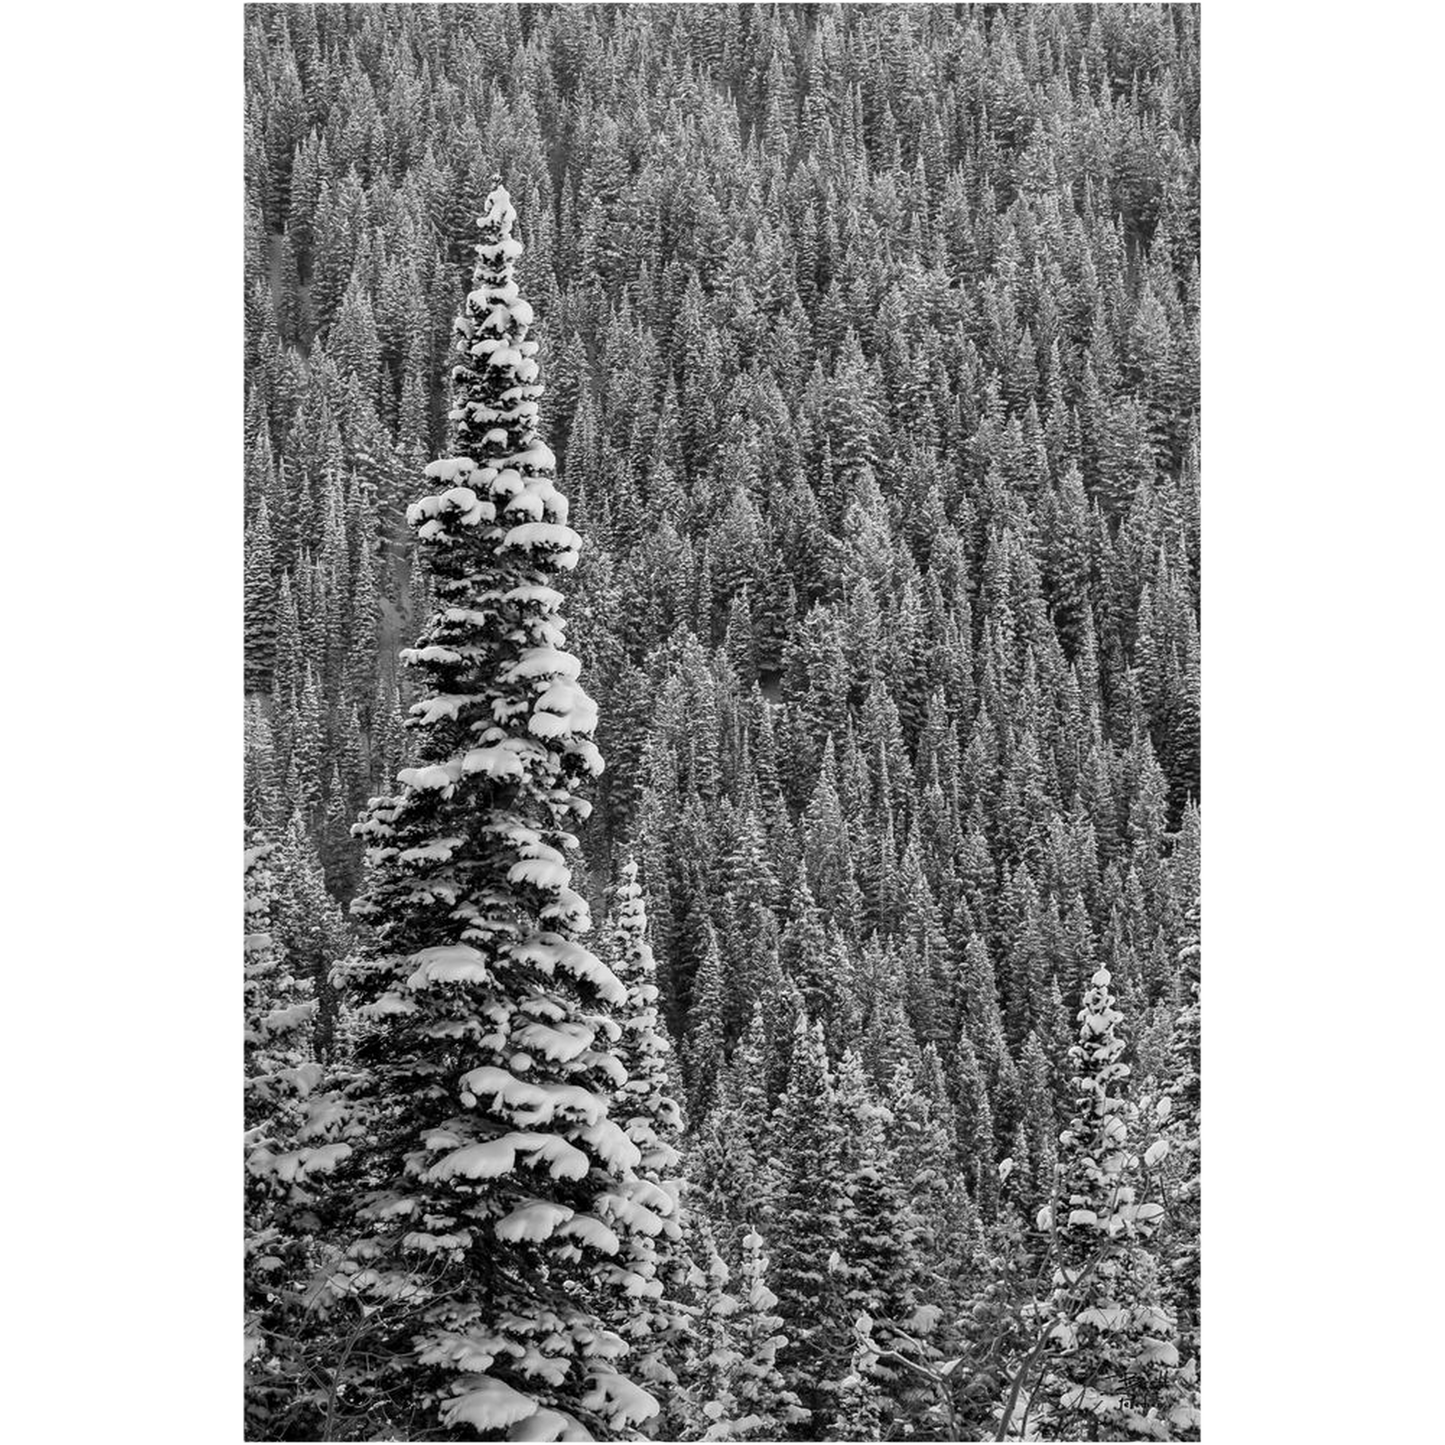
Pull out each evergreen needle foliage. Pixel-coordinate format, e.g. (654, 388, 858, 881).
(243, 5, 1202, 1439)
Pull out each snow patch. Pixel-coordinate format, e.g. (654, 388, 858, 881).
(441, 1375, 538, 1432)
(495, 1199, 574, 1243)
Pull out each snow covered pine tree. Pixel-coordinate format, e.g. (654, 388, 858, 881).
(335, 181, 669, 1440)
(601, 861, 690, 1427)
(1028, 966, 1199, 1439)
(243, 836, 354, 1431)
(681, 1225, 807, 1442)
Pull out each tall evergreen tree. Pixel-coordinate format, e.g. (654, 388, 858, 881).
(245, 498, 279, 694)
(769, 1018, 850, 1435)
(334, 183, 665, 1440)
(244, 837, 354, 1433)
(1029, 965, 1198, 1440)
(605, 860, 690, 1418)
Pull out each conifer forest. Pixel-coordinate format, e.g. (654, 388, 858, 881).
(243, 4, 1201, 1440)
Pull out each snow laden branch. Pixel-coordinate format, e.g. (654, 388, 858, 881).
(329, 182, 676, 1441)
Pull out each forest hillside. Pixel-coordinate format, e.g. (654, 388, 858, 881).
(243, 5, 1201, 1440)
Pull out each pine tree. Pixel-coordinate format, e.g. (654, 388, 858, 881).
(243, 837, 353, 1432)
(606, 861, 691, 1419)
(769, 1018, 850, 1434)
(245, 498, 279, 695)
(1159, 909, 1201, 1360)
(334, 183, 666, 1440)
(1019, 1028, 1060, 1202)
(1029, 965, 1199, 1440)
(689, 1227, 810, 1442)
(835, 1048, 920, 1381)
(683, 1227, 747, 1440)
(685, 920, 727, 1122)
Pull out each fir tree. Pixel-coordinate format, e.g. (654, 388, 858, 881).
(245, 498, 279, 695)
(685, 921, 727, 1122)
(769, 1018, 850, 1434)
(243, 837, 354, 1433)
(334, 183, 666, 1440)
(1027, 965, 1199, 1440)
(728, 1228, 810, 1439)
(685, 1226, 810, 1442)
(836, 1049, 917, 1331)
(606, 860, 691, 1419)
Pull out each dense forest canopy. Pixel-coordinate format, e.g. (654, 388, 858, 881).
(244, 4, 1201, 1440)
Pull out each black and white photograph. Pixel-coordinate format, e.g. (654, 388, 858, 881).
(241, 5, 1200, 1439)
(11, 3, 1438, 1443)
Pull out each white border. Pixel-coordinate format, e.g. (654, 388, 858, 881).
(4, 3, 1438, 1440)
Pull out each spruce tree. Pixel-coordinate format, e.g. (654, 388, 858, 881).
(683, 1228, 746, 1441)
(334, 182, 666, 1440)
(1160, 909, 1201, 1361)
(686, 1226, 810, 1442)
(769, 1018, 850, 1434)
(269, 808, 345, 1056)
(685, 920, 727, 1122)
(605, 860, 691, 1420)
(834, 1323, 888, 1443)
(835, 1049, 917, 1334)
(243, 837, 354, 1432)
(1030, 965, 1198, 1440)
(728, 1227, 810, 1438)
(1019, 1028, 1060, 1202)
(689, 1005, 774, 1264)
(245, 498, 279, 695)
